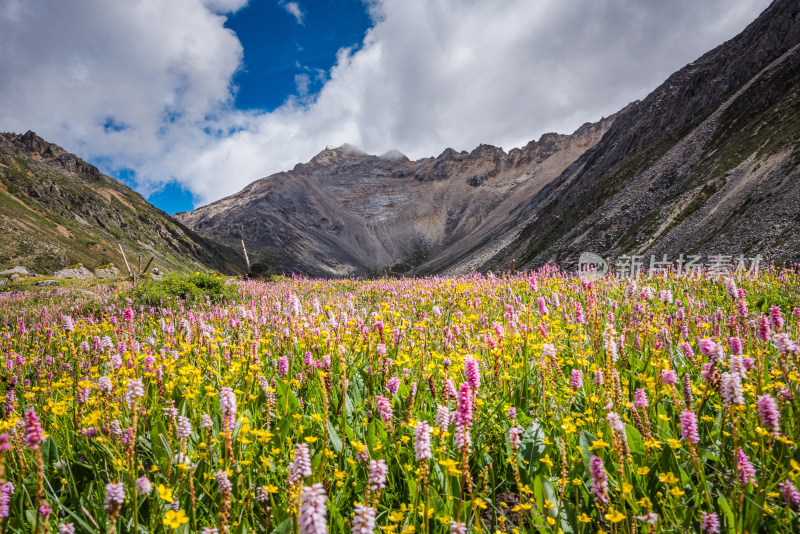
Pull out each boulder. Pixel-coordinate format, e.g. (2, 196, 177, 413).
(0, 266, 33, 277)
(94, 264, 122, 279)
(53, 263, 95, 279)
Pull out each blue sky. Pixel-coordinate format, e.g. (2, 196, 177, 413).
(228, 0, 370, 112)
(149, 0, 373, 214)
(0, 0, 772, 214)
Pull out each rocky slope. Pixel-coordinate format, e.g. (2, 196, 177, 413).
(438, 0, 800, 275)
(176, 117, 616, 276)
(0, 131, 243, 275)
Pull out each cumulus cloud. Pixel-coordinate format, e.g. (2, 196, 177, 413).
(0, 0, 772, 206)
(278, 1, 305, 25)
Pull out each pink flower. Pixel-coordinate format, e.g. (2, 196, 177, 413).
(455, 382, 473, 427)
(770, 305, 784, 331)
(351, 504, 376, 534)
(61, 315, 74, 332)
(570, 369, 583, 390)
(720, 372, 744, 406)
(24, 409, 45, 449)
(735, 448, 756, 486)
(700, 512, 719, 533)
(509, 427, 522, 450)
(589, 455, 609, 505)
(368, 459, 388, 491)
(375, 396, 392, 424)
(219, 387, 237, 417)
(680, 410, 699, 444)
(0, 482, 13, 518)
(125, 378, 145, 408)
(216, 470, 233, 496)
(756, 394, 780, 433)
(757, 315, 770, 341)
(779, 479, 800, 511)
(464, 356, 480, 390)
(435, 404, 451, 429)
(288, 443, 313, 484)
(414, 421, 432, 461)
(299, 483, 327, 534)
(386, 377, 401, 395)
(103, 482, 125, 515)
(634, 388, 648, 408)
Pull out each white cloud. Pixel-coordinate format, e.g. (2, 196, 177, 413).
(278, 1, 305, 25)
(0, 0, 772, 207)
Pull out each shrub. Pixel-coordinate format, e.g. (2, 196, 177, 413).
(125, 272, 239, 307)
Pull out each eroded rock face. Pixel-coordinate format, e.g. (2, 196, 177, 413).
(451, 0, 800, 274)
(176, 117, 616, 277)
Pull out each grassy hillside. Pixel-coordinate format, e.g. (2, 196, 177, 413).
(0, 131, 244, 275)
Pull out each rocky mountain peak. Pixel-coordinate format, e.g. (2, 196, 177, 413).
(0, 130, 102, 178)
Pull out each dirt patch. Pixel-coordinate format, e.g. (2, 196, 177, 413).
(95, 187, 137, 211)
(55, 224, 74, 239)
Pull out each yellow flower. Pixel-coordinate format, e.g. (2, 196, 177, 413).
(637, 466, 650, 475)
(604, 508, 626, 523)
(577, 513, 592, 523)
(157, 484, 174, 502)
(264, 485, 279, 494)
(658, 472, 678, 485)
(388, 510, 404, 523)
(163, 509, 189, 529)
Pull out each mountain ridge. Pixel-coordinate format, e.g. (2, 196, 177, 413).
(0, 130, 244, 275)
(175, 115, 618, 276)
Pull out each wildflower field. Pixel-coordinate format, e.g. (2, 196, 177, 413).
(1, 268, 800, 534)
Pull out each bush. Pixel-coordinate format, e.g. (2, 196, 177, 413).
(125, 272, 239, 307)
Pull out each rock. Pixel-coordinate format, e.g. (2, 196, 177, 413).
(36, 279, 61, 287)
(53, 263, 95, 279)
(0, 266, 33, 277)
(94, 264, 122, 279)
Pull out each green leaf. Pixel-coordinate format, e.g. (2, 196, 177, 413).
(520, 421, 545, 478)
(625, 424, 644, 458)
(276, 378, 301, 415)
(533, 475, 545, 513)
(327, 419, 343, 453)
(272, 518, 293, 534)
(717, 495, 736, 533)
(42, 436, 59, 468)
(330, 502, 346, 533)
(151, 420, 172, 469)
(578, 431, 598, 470)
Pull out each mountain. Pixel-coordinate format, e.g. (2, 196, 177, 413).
(428, 0, 800, 275)
(0, 131, 243, 275)
(175, 117, 617, 277)
(178, 0, 800, 277)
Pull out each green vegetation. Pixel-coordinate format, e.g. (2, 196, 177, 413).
(124, 272, 240, 306)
